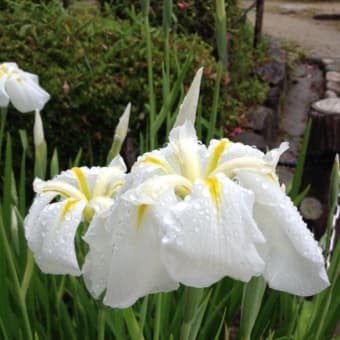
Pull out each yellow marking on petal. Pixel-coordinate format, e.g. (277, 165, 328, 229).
(206, 139, 231, 176)
(60, 199, 78, 221)
(212, 157, 270, 178)
(16, 77, 23, 84)
(204, 177, 221, 211)
(72, 167, 91, 200)
(174, 184, 191, 200)
(267, 173, 276, 182)
(136, 204, 148, 230)
(141, 157, 172, 174)
(84, 205, 94, 223)
(0, 65, 6, 78)
(266, 172, 280, 186)
(40, 181, 86, 201)
(106, 181, 124, 197)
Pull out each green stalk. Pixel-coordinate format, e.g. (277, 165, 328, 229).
(20, 251, 34, 299)
(142, 0, 157, 149)
(180, 287, 204, 340)
(123, 307, 145, 340)
(97, 303, 106, 340)
(153, 294, 162, 340)
(0, 107, 8, 164)
(239, 277, 266, 340)
(207, 61, 223, 141)
(162, 0, 172, 132)
(0, 215, 32, 340)
(208, 0, 227, 141)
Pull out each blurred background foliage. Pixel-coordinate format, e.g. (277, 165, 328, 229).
(0, 0, 269, 168)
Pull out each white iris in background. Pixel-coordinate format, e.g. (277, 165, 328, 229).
(0, 62, 50, 112)
(24, 156, 126, 276)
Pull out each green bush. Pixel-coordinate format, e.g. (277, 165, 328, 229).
(1, 1, 220, 164)
(1, 0, 269, 167)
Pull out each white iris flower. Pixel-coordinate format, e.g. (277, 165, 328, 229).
(0, 62, 50, 112)
(121, 122, 267, 289)
(218, 141, 330, 296)
(82, 68, 329, 309)
(113, 122, 329, 297)
(24, 156, 126, 276)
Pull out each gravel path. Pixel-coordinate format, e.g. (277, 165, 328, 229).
(240, 0, 340, 57)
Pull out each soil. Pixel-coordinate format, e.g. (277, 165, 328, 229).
(240, 0, 340, 57)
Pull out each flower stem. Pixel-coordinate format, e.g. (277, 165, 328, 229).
(207, 61, 223, 141)
(123, 307, 145, 340)
(21, 250, 34, 299)
(97, 303, 106, 340)
(153, 293, 162, 340)
(0, 107, 8, 165)
(180, 287, 204, 340)
(0, 215, 32, 340)
(142, 1, 157, 150)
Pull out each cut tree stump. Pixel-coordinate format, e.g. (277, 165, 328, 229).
(309, 98, 340, 155)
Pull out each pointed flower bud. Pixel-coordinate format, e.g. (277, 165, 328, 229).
(34, 110, 45, 147)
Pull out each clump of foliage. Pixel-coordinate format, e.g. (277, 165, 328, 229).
(0, 0, 269, 166)
(0, 0, 218, 164)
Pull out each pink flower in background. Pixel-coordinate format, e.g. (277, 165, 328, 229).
(177, 2, 189, 9)
(63, 80, 70, 95)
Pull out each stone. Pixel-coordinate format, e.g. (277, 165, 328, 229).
(325, 90, 338, 99)
(255, 60, 286, 86)
(246, 106, 274, 142)
(322, 58, 334, 65)
(265, 86, 282, 115)
(255, 36, 286, 86)
(279, 4, 309, 14)
(312, 98, 340, 115)
(232, 131, 267, 151)
(327, 81, 340, 95)
(326, 62, 340, 73)
(300, 197, 323, 220)
(326, 71, 340, 83)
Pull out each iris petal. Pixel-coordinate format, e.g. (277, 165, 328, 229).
(0, 76, 10, 107)
(25, 197, 85, 275)
(236, 170, 330, 296)
(161, 174, 265, 287)
(5, 72, 50, 113)
(82, 211, 114, 298)
(101, 196, 179, 308)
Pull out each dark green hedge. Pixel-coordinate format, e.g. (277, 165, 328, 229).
(1, 1, 222, 164)
(1, 0, 268, 167)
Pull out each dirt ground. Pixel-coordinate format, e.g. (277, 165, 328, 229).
(240, 0, 340, 57)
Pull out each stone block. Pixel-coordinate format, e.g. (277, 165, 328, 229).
(246, 106, 274, 142)
(231, 131, 267, 151)
(326, 71, 340, 83)
(327, 81, 340, 95)
(325, 90, 338, 99)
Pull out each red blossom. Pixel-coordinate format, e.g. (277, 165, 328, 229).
(177, 2, 189, 9)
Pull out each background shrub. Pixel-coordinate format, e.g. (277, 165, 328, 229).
(1, 0, 268, 168)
